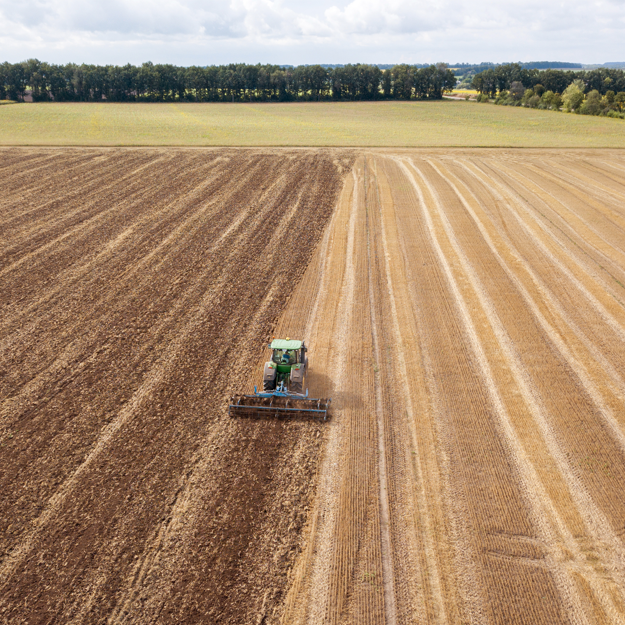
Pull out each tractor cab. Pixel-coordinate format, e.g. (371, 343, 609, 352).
(272, 349, 296, 365)
(269, 338, 305, 372)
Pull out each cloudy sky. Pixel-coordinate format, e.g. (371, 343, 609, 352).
(0, 0, 624, 65)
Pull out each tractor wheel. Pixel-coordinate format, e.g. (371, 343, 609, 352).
(263, 378, 276, 392)
(290, 380, 303, 394)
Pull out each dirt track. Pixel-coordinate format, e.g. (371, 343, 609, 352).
(2, 148, 625, 624)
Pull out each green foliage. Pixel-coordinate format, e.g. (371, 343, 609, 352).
(552, 93, 563, 110)
(471, 63, 625, 119)
(522, 89, 535, 105)
(478, 65, 625, 119)
(494, 90, 509, 105)
(539, 91, 553, 108)
(509, 81, 525, 101)
(581, 90, 603, 115)
(563, 82, 585, 112)
(471, 63, 625, 97)
(0, 59, 456, 103)
(382, 70, 392, 98)
(537, 91, 562, 111)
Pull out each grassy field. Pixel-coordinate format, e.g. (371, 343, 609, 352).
(0, 100, 624, 146)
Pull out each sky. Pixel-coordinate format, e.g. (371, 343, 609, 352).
(0, 0, 624, 66)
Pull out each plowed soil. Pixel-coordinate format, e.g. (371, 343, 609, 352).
(0, 148, 353, 624)
(3, 148, 625, 625)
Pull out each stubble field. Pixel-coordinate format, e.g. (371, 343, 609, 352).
(2, 147, 625, 624)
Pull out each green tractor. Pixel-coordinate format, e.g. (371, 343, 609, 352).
(262, 338, 308, 394)
(229, 338, 330, 419)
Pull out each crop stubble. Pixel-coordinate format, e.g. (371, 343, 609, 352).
(278, 149, 625, 625)
(2, 148, 625, 625)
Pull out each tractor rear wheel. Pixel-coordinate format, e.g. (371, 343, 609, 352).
(290, 380, 303, 394)
(263, 378, 276, 391)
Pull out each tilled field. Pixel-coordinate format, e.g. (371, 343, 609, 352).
(2, 148, 625, 625)
(0, 148, 353, 624)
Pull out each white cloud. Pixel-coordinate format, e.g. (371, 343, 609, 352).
(324, 0, 458, 35)
(0, 0, 623, 63)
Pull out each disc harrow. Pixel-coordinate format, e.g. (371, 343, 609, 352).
(229, 388, 331, 420)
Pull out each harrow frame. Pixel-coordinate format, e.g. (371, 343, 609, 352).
(229, 386, 331, 420)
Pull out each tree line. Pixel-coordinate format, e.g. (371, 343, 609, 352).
(0, 60, 456, 102)
(472, 63, 625, 96)
(471, 64, 625, 118)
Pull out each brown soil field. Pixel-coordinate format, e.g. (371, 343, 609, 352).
(0, 148, 353, 624)
(2, 148, 625, 624)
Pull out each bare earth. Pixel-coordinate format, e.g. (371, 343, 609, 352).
(2, 148, 625, 624)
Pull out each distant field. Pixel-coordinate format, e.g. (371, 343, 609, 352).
(1, 101, 624, 146)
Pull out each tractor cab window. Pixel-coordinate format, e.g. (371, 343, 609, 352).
(273, 349, 297, 364)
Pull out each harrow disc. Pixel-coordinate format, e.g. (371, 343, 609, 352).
(229, 393, 331, 420)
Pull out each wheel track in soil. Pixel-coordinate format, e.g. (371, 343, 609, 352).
(461, 160, 625, 366)
(464, 160, 625, 420)
(495, 164, 625, 280)
(399, 157, 569, 625)
(577, 158, 625, 196)
(447, 160, 625, 431)
(410, 157, 625, 620)
(477, 160, 625, 300)
(545, 160, 625, 209)
(364, 156, 398, 625)
(406, 151, 625, 623)
(520, 162, 625, 240)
